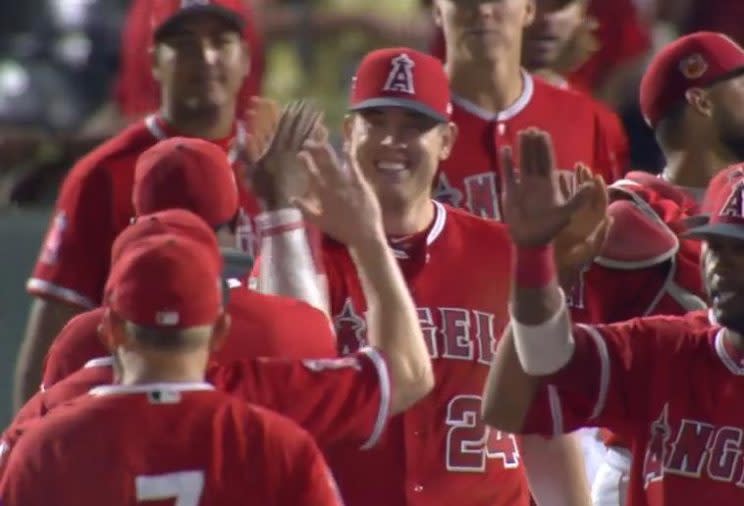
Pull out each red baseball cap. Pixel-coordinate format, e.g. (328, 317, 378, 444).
(133, 137, 239, 228)
(349, 47, 451, 123)
(106, 234, 223, 329)
(685, 164, 744, 241)
(640, 32, 744, 128)
(151, 0, 246, 40)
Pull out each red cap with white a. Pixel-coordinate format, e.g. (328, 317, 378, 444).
(350, 47, 451, 123)
(685, 164, 744, 241)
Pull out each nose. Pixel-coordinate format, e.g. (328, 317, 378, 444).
(196, 39, 220, 65)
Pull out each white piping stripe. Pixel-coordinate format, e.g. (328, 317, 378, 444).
(577, 324, 610, 420)
(144, 114, 166, 140)
(359, 347, 391, 450)
(26, 278, 95, 309)
(547, 384, 564, 436)
(83, 357, 115, 369)
(89, 382, 214, 397)
(427, 201, 447, 246)
(714, 329, 744, 376)
(452, 71, 535, 122)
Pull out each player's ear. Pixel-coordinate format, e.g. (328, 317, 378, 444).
(432, 0, 444, 28)
(240, 41, 251, 79)
(438, 121, 458, 161)
(209, 311, 231, 352)
(100, 308, 127, 351)
(342, 114, 355, 149)
(150, 44, 162, 83)
(523, 0, 537, 27)
(685, 88, 713, 119)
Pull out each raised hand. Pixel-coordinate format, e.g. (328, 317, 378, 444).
(292, 141, 385, 249)
(244, 98, 324, 209)
(554, 163, 611, 275)
(501, 129, 596, 247)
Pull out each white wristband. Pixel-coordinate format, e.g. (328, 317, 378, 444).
(511, 294, 575, 375)
(255, 208, 303, 231)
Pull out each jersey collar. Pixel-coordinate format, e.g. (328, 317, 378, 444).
(144, 113, 247, 164)
(451, 70, 535, 122)
(388, 200, 447, 260)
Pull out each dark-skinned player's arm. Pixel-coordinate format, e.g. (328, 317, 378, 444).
(482, 131, 610, 506)
(289, 135, 435, 413)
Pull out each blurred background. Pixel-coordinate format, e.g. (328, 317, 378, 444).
(0, 0, 740, 426)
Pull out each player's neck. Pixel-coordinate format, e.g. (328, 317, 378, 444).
(447, 55, 524, 114)
(160, 102, 237, 140)
(117, 350, 208, 386)
(529, 68, 567, 89)
(382, 197, 435, 237)
(662, 147, 733, 189)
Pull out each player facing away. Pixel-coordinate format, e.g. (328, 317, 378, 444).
(258, 47, 605, 506)
(430, 0, 620, 222)
(15, 0, 267, 409)
(0, 235, 344, 506)
(482, 131, 744, 505)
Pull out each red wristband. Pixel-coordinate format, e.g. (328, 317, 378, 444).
(261, 221, 304, 237)
(514, 243, 556, 288)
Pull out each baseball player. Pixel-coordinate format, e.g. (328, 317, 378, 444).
(482, 131, 744, 505)
(258, 46, 601, 505)
(16, 0, 275, 410)
(521, 0, 630, 174)
(1, 235, 344, 506)
(41, 129, 336, 387)
(570, 32, 744, 503)
(430, 0, 620, 223)
(116, 0, 264, 120)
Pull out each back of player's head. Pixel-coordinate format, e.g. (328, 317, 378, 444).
(349, 47, 452, 123)
(105, 233, 224, 350)
(133, 137, 239, 229)
(641, 32, 744, 136)
(150, 0, 246, 41)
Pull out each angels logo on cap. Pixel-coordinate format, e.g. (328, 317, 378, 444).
(719, 181, 744, 219)
(679, 53, 708, 80)
(383, 54, 416, 95)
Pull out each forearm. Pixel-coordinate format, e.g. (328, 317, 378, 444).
(14, 298, 81, 410)
(521, 434, 592, 506)
(255, 209, 328, 314)
(349, 237, 433, 413)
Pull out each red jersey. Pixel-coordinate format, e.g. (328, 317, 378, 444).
(28, 115, 261, 310)
(435, 74, 617, 221)
(522, 314, 744, 505)
(0, 384, 341, 506)
(42, 284, 336, 388)
(568, 0, 651, 93)
(5, 348, 390, 470)
(568, 173, 706, 325)
(115, 0, 265, 119)
(323, 202, 530, 506)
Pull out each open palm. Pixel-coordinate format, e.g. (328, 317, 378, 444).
(502, 130, 596, 247)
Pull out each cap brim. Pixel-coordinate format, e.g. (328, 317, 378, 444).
(350, 97, 448, 123)
(155, 6, 245, 39)
(683, 221, 744, 241)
